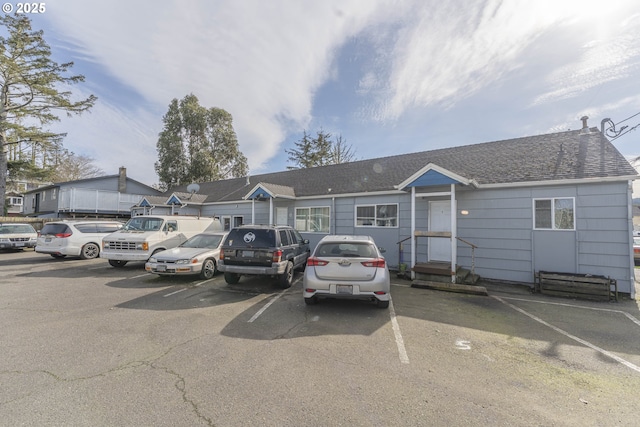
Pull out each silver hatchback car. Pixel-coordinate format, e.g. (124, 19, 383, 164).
(303, 235, 390, 308)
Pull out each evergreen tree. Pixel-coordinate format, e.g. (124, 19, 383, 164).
(286, 129, 332, 169)
(155, 94, 247, 191)
(0, 14, 96, 205)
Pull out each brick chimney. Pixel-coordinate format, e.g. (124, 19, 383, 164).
(118, 167, 127, 193)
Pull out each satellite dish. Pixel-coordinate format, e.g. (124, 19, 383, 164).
(186, 183, 200, 194)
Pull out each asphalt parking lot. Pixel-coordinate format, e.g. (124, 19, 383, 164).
(1, 249, 640, 426)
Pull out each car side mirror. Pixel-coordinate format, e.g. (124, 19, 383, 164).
(303, 239, 309, 244)
(378, 247, 386, 254)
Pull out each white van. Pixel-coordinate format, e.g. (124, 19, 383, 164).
(101, 215, 221, 267)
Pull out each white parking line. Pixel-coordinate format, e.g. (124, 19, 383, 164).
(248, 289, 288, 323)
(164, 288, 187, 297)
(493, 296, 640, 374)
(499, 296, 640, 327)
(389, 297, 410, 364)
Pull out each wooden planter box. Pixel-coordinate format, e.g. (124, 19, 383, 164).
(536, 271, 617, 302)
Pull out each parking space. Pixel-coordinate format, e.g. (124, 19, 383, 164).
(2, 249, 640, 426)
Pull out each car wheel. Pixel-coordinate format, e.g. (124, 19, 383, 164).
(108, 260, 128, 268)
(278, 261, 294, 288)
(80, 242, 100, 260)
(377, 299, 390, 309)
(224, 272, 240, 284)
(304, 296, 318, 305)
(200, 258, 217, 280)
(50, 254, 66, 259)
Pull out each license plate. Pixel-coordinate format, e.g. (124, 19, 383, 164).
(45, 238, 52, 242)
(156, 265, 167, 272)
(15, 243, 24, 247)
(243, 250, 254, 257)
(336, 285, 353, 295)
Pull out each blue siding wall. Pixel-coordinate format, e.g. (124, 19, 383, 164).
(197, 181, 634, 294)
(456, 182, 633, 293)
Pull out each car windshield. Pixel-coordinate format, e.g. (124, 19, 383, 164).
(181, 234, 223, 249)
(0, 224, 35, 234)
(124, 217, 163, 231)
(315, 242, 376, 258)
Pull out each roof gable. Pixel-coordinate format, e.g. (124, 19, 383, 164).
(398, 164, 477, 189)
(245, 182, 296, 200)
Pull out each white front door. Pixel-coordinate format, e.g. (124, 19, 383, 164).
(428, 200, 451, 262)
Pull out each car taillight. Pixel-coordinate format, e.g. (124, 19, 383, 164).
(361, 258, 386, 268)
(219, 251, 224, 260)
(307, 257, 328, 267)
(55, 233, 72, 238)
(272, 250, 283, 262)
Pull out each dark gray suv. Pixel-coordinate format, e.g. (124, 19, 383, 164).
(218, 225, 310, 288)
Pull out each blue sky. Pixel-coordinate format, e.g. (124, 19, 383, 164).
(17, 0, 640, 186)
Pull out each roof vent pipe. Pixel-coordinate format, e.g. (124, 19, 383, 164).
(580, 116, 590, 134)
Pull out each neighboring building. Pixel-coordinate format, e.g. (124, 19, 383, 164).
(23, 167, 162, 219)
(4, 177, 50, 216)
(5, 190, 25, 216)
(133, 121, 638, 296)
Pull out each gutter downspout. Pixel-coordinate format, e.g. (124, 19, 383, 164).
(332, 197, 336, 234)
(451, 184, 457, 283)
(411, 186, 416, 280)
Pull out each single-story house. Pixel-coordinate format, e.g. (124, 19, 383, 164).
(23, 167, 162, 219)
(133, 119, 638, 297)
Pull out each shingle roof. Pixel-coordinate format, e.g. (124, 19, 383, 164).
(169, 128, 637, 202)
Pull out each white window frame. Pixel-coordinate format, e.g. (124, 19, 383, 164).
(355, 203, 399, 228)
(533, 197, 575, 231)
(295, 206, 330, 233)
(9, 197, 23, 206)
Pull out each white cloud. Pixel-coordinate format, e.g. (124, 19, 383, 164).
(44, 0, 395, 173)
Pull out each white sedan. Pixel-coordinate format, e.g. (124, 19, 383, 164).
(303, 235, 390, 308)
(145, 232, 227, 279)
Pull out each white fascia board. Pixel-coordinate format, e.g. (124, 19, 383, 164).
(294, 189, 406, 200)
(201, 199, 254, 206)
(477, 175, 639, 189)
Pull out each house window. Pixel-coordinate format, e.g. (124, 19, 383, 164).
(534, 198, 575, 230)
(52, 189, 57, 200)
(223, 216, 244, 231)
(9, 197, 23, 206)
(295, 207, 330, 233)
(356, 204, 398, 227)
